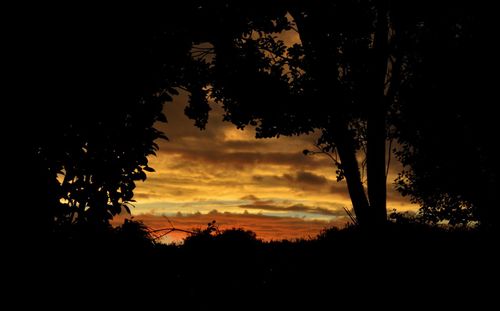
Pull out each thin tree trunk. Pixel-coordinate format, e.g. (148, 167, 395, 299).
(333, 124, 371, 226)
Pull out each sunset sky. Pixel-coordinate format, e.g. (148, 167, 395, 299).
(116, 92, 417, 243)
(112, 25, 417, 243)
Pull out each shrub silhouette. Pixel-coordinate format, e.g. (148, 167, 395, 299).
(183, 221, 259, 250)
(113, 219, 156, 249)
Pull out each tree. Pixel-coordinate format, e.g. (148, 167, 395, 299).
(393, 3, 499, 228)
(21, 4, 197, 233)
(181, 0, 403, 227)
(181, 0, 493, 228)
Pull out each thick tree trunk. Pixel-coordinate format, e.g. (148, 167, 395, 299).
(290, 6, 372, 225)
(290, 3, 389, 227)
(366, 0, 390, 225)
(367, 106, 387, 225)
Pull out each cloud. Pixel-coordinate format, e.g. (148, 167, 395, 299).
(164, 148, 330, 170)
(223, 140, 269, 150)
(251, 170, 339, 195)
(240, 194, 260, 201)
(239, 200, 345, 217)
(290, 171, 328, 185)
(134, 193, 151, 199)
(329, 183, 351, 199)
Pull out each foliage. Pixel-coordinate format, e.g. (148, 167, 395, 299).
(392, 3, 498, 228)
(114, 219, 156, 248)
(183, 221, 259, 248)
(180, 0, 398, 226)
(181, 1, 498, 227)
(28, 5, 200, 230)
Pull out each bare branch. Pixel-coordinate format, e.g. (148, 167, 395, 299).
(343, 207, 358, 226)
(386, 138, 393, 179)
(147, 216, 197, 240)
(312, 143, 341, 167)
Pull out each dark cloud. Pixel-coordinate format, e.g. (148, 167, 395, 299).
(295, 171, 328, 185)
(133, 192, 178, 200)
(162, 148, 330, 169)
(329, 183, 350, 198)
(252, 171, 342, 194)
(134, 193, 151, 199)
(239, 201, 345, 217)
(287, 204, 344, 216)
(239, 194, 260, 201)
(252, 175, 264, 182)
(224, 140, 267, 150)
(282, 171, 329, 185)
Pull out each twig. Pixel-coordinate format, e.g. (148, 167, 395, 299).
(163, 216, 175, 228)
(343, 207, 359, 226)
(311, 143, 341, 167)
(386, 138, 393, 179)
(149, 227, 196, 235)
(148, 216, 197, 240)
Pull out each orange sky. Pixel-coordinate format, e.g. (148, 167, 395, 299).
(114, 211, 346, 244)
(113, 92, 417, 243)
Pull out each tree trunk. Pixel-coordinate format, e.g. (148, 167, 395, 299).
(366, 0, 390, 225)
(367, 105, 387, 225)
(290, 2, 389, 227)
(333, 124, 371, 226)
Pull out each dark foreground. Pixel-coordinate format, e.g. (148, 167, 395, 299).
(12, 223, 498, 309)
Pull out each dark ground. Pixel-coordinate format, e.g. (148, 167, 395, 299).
(10, 223, 498, 309)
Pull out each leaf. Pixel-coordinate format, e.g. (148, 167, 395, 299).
(123, 204, 131, 215)
(159, 93, 173, 102)
(137, 171, 147, 181)
(156, 113, 167, 123)
(157, 132, 169, 141)
(143, 166, 155, 172)
(167, 87, 179, 96)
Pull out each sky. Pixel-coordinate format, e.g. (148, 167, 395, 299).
(114, 92, 417, 243)
(112, 25, 417, 243)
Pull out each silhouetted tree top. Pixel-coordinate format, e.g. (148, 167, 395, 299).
(392, 3, 499, 228)
(24, 5, 200, 231)
(180, 0, 498, 228)
(180, 0, 395, 226)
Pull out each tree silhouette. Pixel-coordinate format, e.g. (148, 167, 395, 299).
(179, 0, 495, 228)
(392, 4, 498, 229)
(23, 5, 198, 233)
(178, 0, 402, 227)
